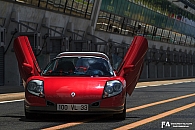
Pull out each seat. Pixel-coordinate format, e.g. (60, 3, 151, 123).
(90, 62, 107, 72)
(56, 61, 75, 72)
(88, 62, 110, 76)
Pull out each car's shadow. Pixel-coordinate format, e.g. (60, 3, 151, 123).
(22, 114, 94, 122)
(1, 114, 140, 123)
(41, 115, 139, 122)
(20, 114, 117, 122)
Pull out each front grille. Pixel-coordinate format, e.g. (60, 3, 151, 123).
(91, 101, 100, 107)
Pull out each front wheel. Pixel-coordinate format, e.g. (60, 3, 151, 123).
(24, 102, 38, 119)
(113, 101, 126, 120)
(25, 109, 37, 119)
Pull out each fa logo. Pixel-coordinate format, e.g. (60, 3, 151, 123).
(161, 121, 171, 128)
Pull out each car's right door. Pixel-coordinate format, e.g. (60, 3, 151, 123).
(13, 36, 41, 82)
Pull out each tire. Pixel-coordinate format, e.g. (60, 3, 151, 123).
(113, 101, 126, 120)
(24, 100, 37, 119)
(25, 109, 36, 119)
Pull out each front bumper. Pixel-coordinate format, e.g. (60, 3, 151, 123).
(25, 103, 124, 115)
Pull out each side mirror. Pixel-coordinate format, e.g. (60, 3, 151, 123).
(22, 63, 33, 75)
(123, 65, 135, 73)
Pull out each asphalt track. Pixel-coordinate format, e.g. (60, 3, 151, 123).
(0, 78, 195, 130)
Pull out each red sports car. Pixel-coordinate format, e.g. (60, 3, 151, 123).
(13, 36, 148, 120)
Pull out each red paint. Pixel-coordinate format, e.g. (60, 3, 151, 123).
(14, 35, 148, 114)
(13, 36, 40, 82)
(117, 36, 148, 95)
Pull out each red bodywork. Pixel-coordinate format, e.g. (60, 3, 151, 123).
(13, 36, 148, 114)
(13, 36, 41, 82)
(117, 36, 148, 95)
(25, 76, 126, 107)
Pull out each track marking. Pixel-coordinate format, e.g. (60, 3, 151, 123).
(184, 81, 192, 83)
(135, 86, 147, 88)
(114, 102, 195, 130)
(42, 93, 195, 130)
(163, 83, 173, 85)
(174, 82, 183, 84)
(148, 84, 159, 87)
(136, 80, 195, 88)
(126, 93, 195, 112)
(42, 115, 110, 130)
(0, 99, 24, 104)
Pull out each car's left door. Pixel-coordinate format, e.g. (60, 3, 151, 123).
(13, 36, 41, 82)
(117, 36, 148, 95)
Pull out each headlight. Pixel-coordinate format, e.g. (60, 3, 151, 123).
(103, 80, 123, 98)
(27, 80, 44, 97)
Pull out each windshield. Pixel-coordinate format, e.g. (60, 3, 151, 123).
(42, 57, 114, 77)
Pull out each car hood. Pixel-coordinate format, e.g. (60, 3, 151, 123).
(39, 76, 120, 104)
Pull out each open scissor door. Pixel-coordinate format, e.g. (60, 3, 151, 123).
(117, 36, 148, 95)
(13, 36, 41, 82)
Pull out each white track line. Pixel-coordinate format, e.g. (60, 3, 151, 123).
(162, 83, 174, 86)
(0, 99, 24, 104)
(136, 81, 195, 89)
(136, 86, 148, 88)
